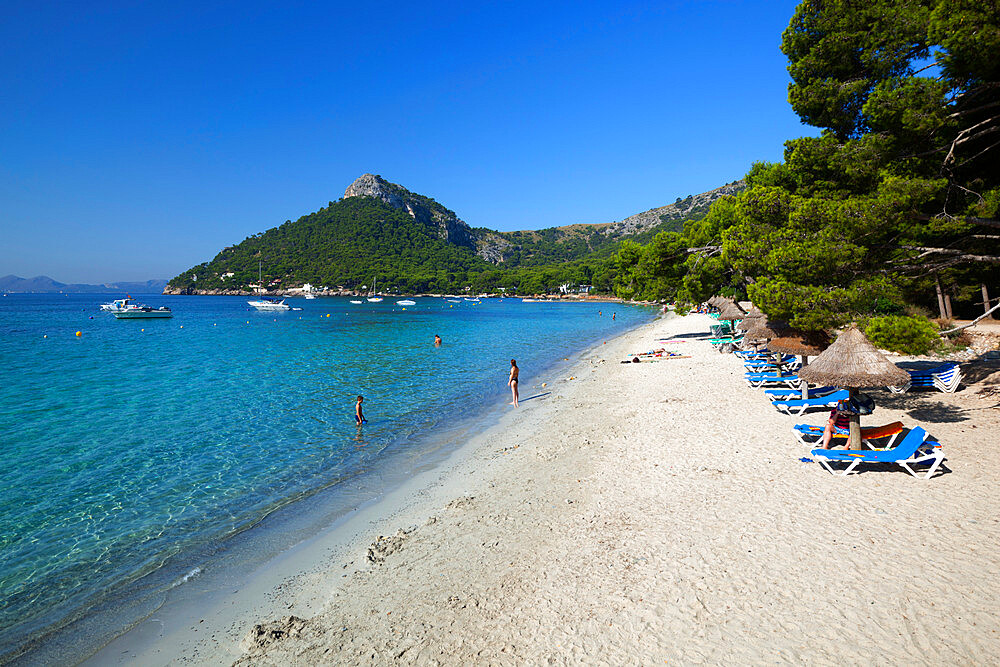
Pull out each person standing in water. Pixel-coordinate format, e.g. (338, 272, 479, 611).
(434, 334, 442, 347)
(355, 395, 367, 425)
(508, 359, 519, 407)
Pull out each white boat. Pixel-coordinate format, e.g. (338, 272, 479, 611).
(248, 297, 290, 311)
(521, 298, 543, 302)
(247, 260, 290, 310)
(108, 299, 173, 318)
(350, 300, 363, 304)
(445, 299, 461, 303)
(304, 293, 316, 300)
(366, 276, 383, 302)
(396, 299, 416, 306)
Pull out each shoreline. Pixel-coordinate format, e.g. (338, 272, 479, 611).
(84, 313, 1000, 662)
(71, 309, 658, 664)
(160, 290, 631, 303)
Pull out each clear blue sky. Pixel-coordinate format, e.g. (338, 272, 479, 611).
(1, 0, 814, 283)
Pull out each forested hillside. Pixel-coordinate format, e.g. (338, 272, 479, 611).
(167, 174, 740, 295)
(169, 196, 496, 294)
(614, 0, 999, 338)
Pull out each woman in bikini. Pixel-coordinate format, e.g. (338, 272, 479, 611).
(508, 359, 519, 407)
(819, 399, 851, 448)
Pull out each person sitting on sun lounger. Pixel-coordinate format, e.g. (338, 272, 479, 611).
(819, 399, 852, 448)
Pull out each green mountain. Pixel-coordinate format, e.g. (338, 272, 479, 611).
(166, 174, 743, 295)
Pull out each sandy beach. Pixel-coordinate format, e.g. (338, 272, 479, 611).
(110, 312, 1000, 665)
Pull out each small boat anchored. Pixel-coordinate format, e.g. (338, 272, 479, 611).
(107, 298, 173, 319)
(366, 276, 383, 303)
(247, 260, 291, 311)
(396, 299, 416, 306)
(247, 297, 291, 311)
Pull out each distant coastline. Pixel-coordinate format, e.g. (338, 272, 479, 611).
(0, 274, 168, 294)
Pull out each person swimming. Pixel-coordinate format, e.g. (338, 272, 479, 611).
(508, 359, 519, 407)
(434, 334, 442, 347)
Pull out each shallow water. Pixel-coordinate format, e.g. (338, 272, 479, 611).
(0, 293, 653, 660)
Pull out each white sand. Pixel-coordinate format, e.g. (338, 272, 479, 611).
(117, 313, 1000, 664)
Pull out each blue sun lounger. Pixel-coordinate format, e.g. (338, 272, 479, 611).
(745, 372, 803, 389)
(810, 427, 944, 479)
(765, 385, 838, 401)
(888, 363, 962, 394)
(735, 349, 768, 358)
(771, 389, 849, 415)
(744, 356, 800, 371)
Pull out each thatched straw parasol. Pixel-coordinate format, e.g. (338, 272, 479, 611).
(768, 329, 832, 399)
(710, 296, 732, 312)
(798, 327, 910, 449)
(717, 302, 746, 321)
(768, 330, 831, 357)
(736, 306, 766, 331)
(743, 317, 788, 344)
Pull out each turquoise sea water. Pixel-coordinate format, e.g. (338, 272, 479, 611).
(0, 293, 653, 660)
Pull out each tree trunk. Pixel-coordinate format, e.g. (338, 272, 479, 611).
(848, 388, 862, 450)
(935, 276, 947, 319)
(985, 284, 995, 319)
(945, 292, 954, 321)
(800, 356, 809, 400)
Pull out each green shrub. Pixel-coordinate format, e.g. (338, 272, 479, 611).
(864, 315, 940, 355)
(673, 302, 691, 316)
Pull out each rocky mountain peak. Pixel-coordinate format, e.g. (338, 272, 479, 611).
(342, 173, 477, 250)
(343, 174, 404, 207)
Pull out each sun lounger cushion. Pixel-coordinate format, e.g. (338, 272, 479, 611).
(793, 421, 905, 449)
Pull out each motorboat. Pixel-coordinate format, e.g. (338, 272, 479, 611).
(247, 260, 290, 310)
(304, 293, 316, 300)
(396, 299, 416, 306)
(350, 300, 363, 304)
(247, 297, 291, 311)
(108, 299, 173, 318)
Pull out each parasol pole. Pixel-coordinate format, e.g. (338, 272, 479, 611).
(800, 356, 809, 400)
(847, 387, 862, 450)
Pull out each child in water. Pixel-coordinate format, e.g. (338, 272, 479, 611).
(355, 395, 367, 425)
